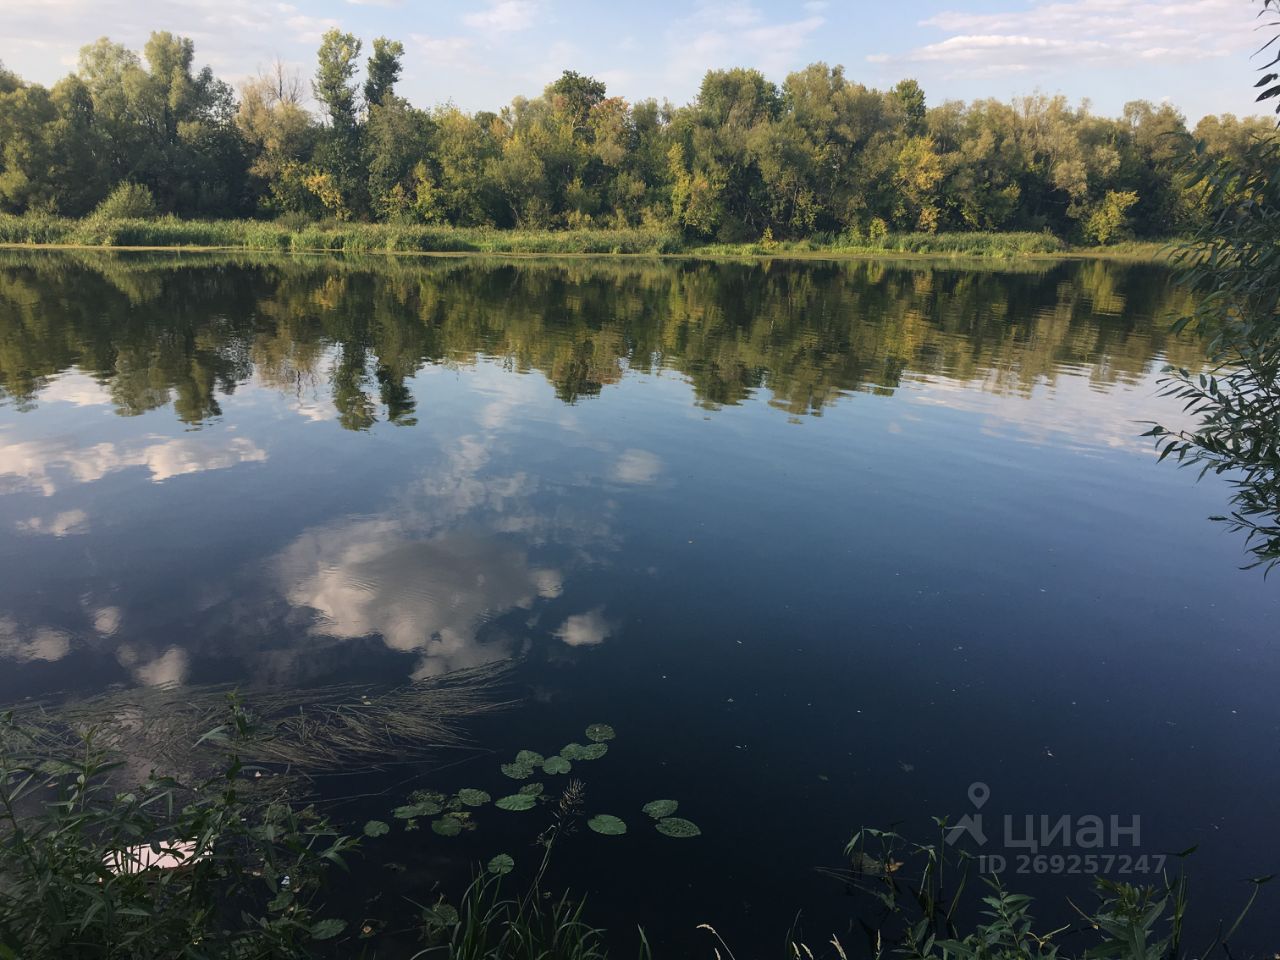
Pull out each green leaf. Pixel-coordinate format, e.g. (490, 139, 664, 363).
(585, 723, 616, 742)
(487, 853, 515, 876)
(311, 919, 346, 940)
(515, 750, 545, 766)
(394, 800, 442, 819)
(560, 742, 587, 760)
(518, 782, 545, 796)
(655, 817, 701, 838)
(431, 818, 462, 837)
(578, 742, 608, 760)
(500, 761, 534, 780)
(457, 789, 490, 807)
(542, 755, 571, 775)
(363, 820, 390, 837)
(496, 794, 538, 811)
(642, 800, 678, 819)
(587, 814, 627, 835)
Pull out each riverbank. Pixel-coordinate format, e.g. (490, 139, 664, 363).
(0, 214, 1175, 261)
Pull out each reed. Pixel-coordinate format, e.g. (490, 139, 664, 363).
(0, 213, 1180, 261)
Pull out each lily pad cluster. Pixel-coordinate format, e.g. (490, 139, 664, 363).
(499, 724, 615, 781)
(642, 799, 700, 838)
(386, 721, 700, 851)
(391, 788, 487, 838)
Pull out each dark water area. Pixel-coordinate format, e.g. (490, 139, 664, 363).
(0, 251, 1277, 954)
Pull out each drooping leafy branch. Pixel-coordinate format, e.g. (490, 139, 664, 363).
(1147, 0, 1280, 571)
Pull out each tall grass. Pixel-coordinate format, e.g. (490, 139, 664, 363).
(0, 213, 1178, 260)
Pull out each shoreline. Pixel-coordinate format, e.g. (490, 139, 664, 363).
(0, 215, 1177, 263)
(0, 239, 1175, 263)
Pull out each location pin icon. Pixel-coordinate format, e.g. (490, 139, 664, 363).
(968, 782, 990, 809)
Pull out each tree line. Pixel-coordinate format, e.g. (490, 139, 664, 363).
(0, 29, 1274, 243)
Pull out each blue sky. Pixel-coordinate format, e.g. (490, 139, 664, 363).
(0, 0, 1268, 121)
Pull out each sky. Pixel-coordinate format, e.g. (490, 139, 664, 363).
(0, 0, 1271, 121)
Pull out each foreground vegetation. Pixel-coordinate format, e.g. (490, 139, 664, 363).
(0, 25, 1274, 247)
(0, 695, 1270, 959)
(1147, 0, 1280, 571)
(0, 213, 1149, 259)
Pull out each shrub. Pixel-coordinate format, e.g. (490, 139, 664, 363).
(92, 183, 159, 221)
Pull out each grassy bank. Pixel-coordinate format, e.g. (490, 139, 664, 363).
(0, 213, 1178, 261)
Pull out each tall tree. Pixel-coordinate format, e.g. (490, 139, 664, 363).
(312, 29, 365, 218)
(363, 37, 404, 108)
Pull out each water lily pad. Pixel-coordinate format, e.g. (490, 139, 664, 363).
(655, 817, 701, 838)
(431, 818, 462, 837)
(363, 820, 391, 837)
(518, 782, 545, 796)
(585, 723, 616, 742)
(515, 750, 545, 767)
(560, 742, 587, 760)
(578, 742, 608, 760)
(487, 854, 515, 876)
(642, 800, 678, 819)
(496, 794, 537, 811)
(500, 761, 534, 780)
(457, 789, 490, 807)
(542, 755, 571, 775)
(394, 800, 442, 819)
(587, 814, 627, 835)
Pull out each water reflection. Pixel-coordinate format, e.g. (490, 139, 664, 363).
(0, 252, 1202, 429)
(278, 523, 564, 678)
(0, 252, 1206, 693)
(0, 432, 266, 495)
(3, 252, 1278, 955)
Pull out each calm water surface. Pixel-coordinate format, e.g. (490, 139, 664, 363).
(0, 252, 1277, 950)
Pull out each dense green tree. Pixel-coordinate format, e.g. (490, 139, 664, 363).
(547, 71, 607, 132)
(237, 63, 319, 215)
(363, 37, 404, 109)
(312, 29, 365, 218)
(0, 27, 1273, 239)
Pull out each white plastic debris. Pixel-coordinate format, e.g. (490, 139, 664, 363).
(104, 840, 203, 875)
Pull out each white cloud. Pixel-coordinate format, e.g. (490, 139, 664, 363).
(410, 32, 478, 71)
(134, 646, 189, 687)
(904, 357, 1204, 457)
(662, 3, 825, 89)
(17, 508, 89, 537)
(36, 372, 114, 408)
(612, 449, 662, 485)
(0, 617, 72, 663)
(94, 606, 123, 636)
(278, 519, 564, 677)
(553, 609, 611, 647)
(0, 432, 267, 496)
(462, 0, 539, 33)
(876, 0, 1251, 75)
(0, 0, 338, 92)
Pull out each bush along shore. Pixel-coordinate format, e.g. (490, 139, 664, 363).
(0, 214, 1176, 260)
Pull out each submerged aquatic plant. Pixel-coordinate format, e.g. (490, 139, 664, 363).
(7, 663, 510, 780)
